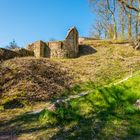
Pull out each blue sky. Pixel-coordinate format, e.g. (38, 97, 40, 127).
(0, 0, 94, 47)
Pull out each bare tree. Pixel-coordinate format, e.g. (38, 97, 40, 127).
(118, 0, 140, 49)
(107, 0, 118, 39)
(131, 0, 140, 38)
(49, 38, 56, 42)
(6, 40, 20, 50)
(127, 0, 133, 39)
(89, 0, 140, 44)
(118, 0, 139, 12)
(118, 6, 126, 38)
(90, 21, 104, 39)
(89, 0, 118, 40)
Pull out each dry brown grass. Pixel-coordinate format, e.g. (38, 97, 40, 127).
(0, 58, 73, 107)
(53, 41, 140, 84)
(0, 40, 140, 108)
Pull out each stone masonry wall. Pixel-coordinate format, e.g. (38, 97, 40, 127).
(65, 27, 79, 58)
(48, 41, 66, 58)
(27, 27, 79, 58)
(34, 41, 46, 58)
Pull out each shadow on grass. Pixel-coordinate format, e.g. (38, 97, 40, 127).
(0, 112, 49, 137)
(49, 84, 140, 140)
(3, 99, 24, 109)
(79, 45, 97, 56)
(0, 82, 140, 140)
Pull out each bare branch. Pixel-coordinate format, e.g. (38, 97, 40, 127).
(118, 0, 139, 12)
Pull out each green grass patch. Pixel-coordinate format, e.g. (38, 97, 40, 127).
(38, 73, 140, 139)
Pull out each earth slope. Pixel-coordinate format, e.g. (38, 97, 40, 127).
(0, 40, 140, 139)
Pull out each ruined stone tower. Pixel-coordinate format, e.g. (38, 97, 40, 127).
(27, 27, 79, 58)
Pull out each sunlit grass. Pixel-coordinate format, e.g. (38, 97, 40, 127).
(38, 73, 140, 139)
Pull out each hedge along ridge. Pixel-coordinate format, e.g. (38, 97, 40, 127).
(0, 48, 34, 61)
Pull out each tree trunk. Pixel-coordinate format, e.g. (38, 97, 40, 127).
(127, 0, 133, 40)
(112, 14, 117, 40)
(128, 13, 132, 39)
(135, 14, 139, 39)
(120, 7, 125, 38)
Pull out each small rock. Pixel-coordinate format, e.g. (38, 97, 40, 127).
(135, 99, 140, 109)
(55, 99, 69, 108)
(48, 104, 57, 111)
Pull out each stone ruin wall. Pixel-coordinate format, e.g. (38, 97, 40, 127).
(65, 28, 79, 58)
(34, 41, 45, 58)
(48, 41, 66, 58)
(27, 27, 79, 58)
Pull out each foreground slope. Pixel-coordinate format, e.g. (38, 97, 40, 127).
(0, 68, 140, 140)
(0, 58, 73, 105)
(0, 40, 140, 139)
(37, 72, 140, 140)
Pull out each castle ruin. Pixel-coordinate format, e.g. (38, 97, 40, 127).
(27, 27, 79, 58)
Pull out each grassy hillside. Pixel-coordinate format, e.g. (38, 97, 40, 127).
(37, 72, 140, 140)
(0, 40, 140, 139)
(0, 69, 140, 140)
